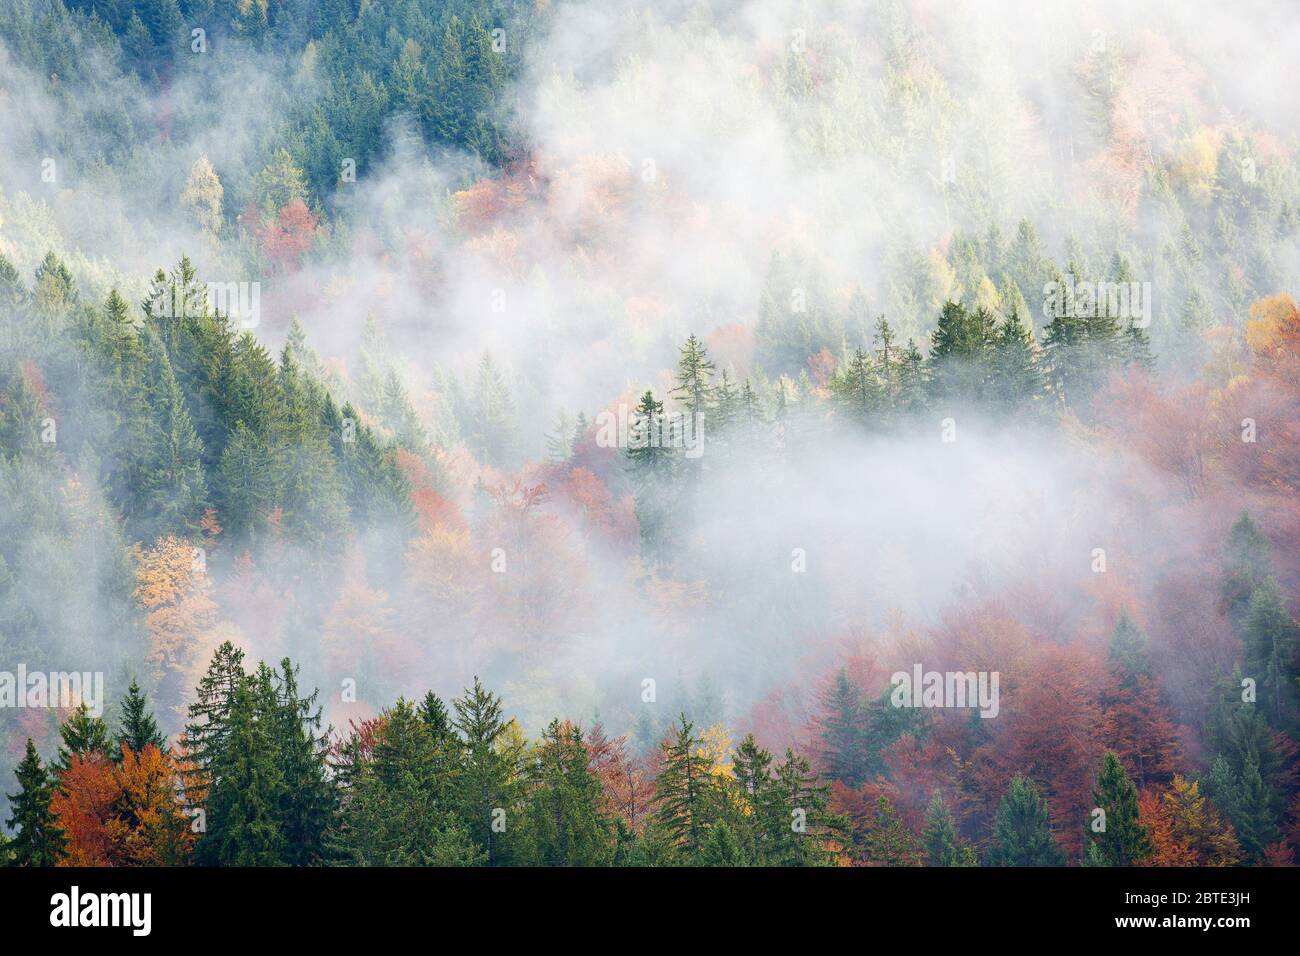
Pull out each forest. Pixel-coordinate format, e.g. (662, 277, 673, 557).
(0, 0, 1298, 867)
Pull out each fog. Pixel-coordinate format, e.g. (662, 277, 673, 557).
(0, 0, 1295, 755)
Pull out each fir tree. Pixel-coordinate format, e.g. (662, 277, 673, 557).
(5, 739, 66, 866)
(653, 715, 716, 859)
(1086, 750, 1152, 866)
(55, 702, 112, 773)
(117, 678, 166, 758)
(989, 775, 1065, 866)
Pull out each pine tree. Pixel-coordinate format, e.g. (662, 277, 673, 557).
(730, 733, 776, 865)
(830, 347, 879, 425)
(922, 791, 964, 866)
(117, 678, 166, 758)
(1205, 751, 1281, 862)
(625, 390, 677, 566)
(1087, 750, 1152, 866)
(268, 659, 334, 865)
(993, 301, 1044, 411)
(817, 670, 869, 787)
(671, 334, 716, 422)
(1242, 578, 1299, 729)
(5, 739, 66, 866)
(769, 747, 834, 866)
(452, 678, 515, 864)
(545, 408, 574, 462)
(1108, 610, 1149, 687)
(141, 329, 208, 537)
(523, 720, 612, 866)
(699, 820, 745, 866)
(184, 641, 247, 785)
(653, 715, 716, 859)
(989, 775, 1065, 866)
(203, 677, 286, 866)
(55, 702, 112, 773)
(1221, 512, 1273, 625)
(468, 351, 516, 467)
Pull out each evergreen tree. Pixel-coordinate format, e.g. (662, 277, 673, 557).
(671, 334, 716, 422)
(268, 659, 335, 865)
(1242, 578, 1299, 729)
(1221, 512, 1273, 625)
(989, 775, 1065, 866)
(1086, 750, 1152, 866)
(922, 791, 964, 866)
(992, 301, 1044, 411)
(653, 715, 716, 859)
(141, 329, 208, 537)
(452, 678, 515, 864)
(817, 670, 867, 787)
(699, 820, 745, 866)
(625, 390, 677, 566)
(1108, 610, 1150, 687)
(117, 677, 166, 757)
(203, 678, 286, 866)
(55, 702, 112, 772)
(5, 739, 66, 866)
(522, 720, 612, 866)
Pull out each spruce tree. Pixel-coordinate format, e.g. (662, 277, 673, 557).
(671, 334, 716, 422)
(1087, 750, 1152, 866)
(523, 720, 612, 866)
(989, 775, 1065, 866)
(817, 670, 867, 787)
(5, 739, 66, 866)
(55, 702, 112, 772)
(117, 677, 166, 757)
(1241, 578, 1298, 729)
(653, 715, 716, 859)
(922, 792, 965, 866)
(452, 678, 515, 864)
(1221, 512, 1273, 625)
(268, 659, 334, 865)
(203, 678, 286, 866)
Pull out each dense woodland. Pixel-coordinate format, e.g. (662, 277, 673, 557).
(1, 0, 1299, 866)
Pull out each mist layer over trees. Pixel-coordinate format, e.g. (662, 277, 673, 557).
(0, 0, 1298, 866)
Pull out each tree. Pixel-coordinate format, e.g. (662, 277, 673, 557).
(672, 334, 716, 423)
(625, 390, 677, 566)
(523, 721, 613, 866)
(141, 332, 208, 537)
(202, 678, 286, 866)
(55, 703, 112, 773)
(5, 739, 66, 866)
(1241, 578, 1298, 729)
(1086, 750, 1153, 866)
(267, 659, 334, 865)
(1162, 776, 1241, 866)
(653, 715, 716, 859)
(181, 156, 224, 239)
(134, 534, 218, 711)
(992, 302, 1044, 411)
(113, 743, 195, 865)
(989, 775, 1065, 866)
(1221, 512, 1273, 626)
(816, 669, 868, 788)
(452, 678, 516, 864)
(922, 792, 974, 866)
(331, 698, 482, 867)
